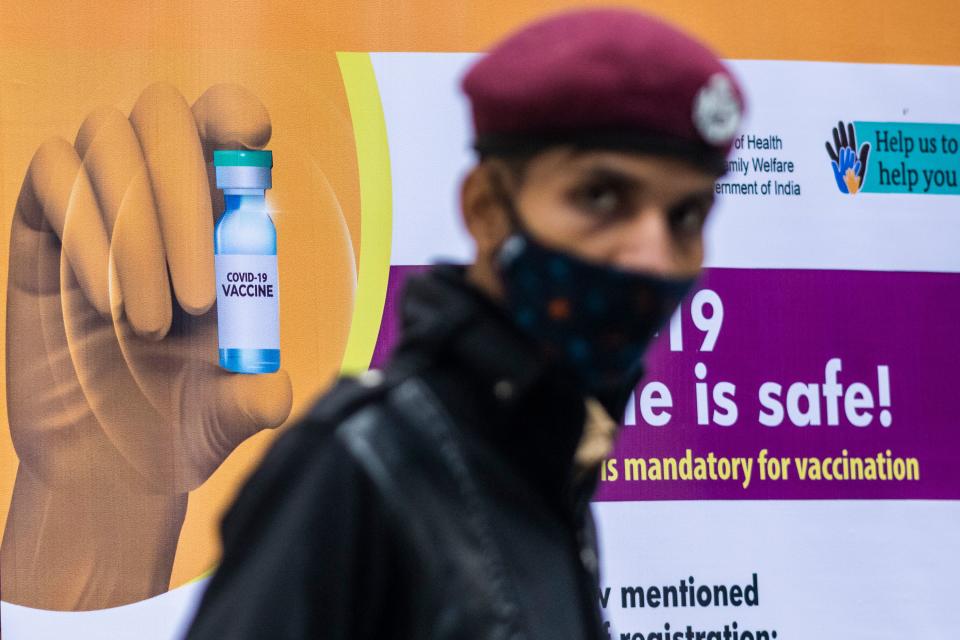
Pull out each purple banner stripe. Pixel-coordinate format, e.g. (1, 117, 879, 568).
(374, 266, 960, 501)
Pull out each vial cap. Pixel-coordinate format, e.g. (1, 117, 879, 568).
(213, 149, 273, 168)
(214, 149, 272, 190)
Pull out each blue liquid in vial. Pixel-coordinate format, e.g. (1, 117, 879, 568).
(215, 193, 280, 373)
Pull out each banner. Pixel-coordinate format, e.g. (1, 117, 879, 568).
(1, 2, 958, 638)
(372, 53, 960, 639)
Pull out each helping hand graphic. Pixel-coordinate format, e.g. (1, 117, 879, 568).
(826, 120, 871, 194)
(1, 83, 293, 610)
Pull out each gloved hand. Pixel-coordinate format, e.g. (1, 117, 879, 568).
(826, 120, 870, 194)
(1, 83, 293, 610)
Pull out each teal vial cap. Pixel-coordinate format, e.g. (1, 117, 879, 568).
(214, 149, 273, 191)
(213, 149, 273, 167)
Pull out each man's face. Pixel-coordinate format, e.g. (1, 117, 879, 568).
(476, 148, 718, 280)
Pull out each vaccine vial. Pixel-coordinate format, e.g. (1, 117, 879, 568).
(213, 149, 280, 374)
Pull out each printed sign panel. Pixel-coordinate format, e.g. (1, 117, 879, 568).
(1, 2, 958, 639)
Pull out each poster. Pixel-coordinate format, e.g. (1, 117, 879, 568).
(1, 2, 958, 638)
(372, 54, 960, 640)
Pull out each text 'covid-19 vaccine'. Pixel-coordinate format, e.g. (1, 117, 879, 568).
(213, 149, 280, 374)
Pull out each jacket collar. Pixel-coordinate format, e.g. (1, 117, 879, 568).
(390, 265, 638, 515)
(392, 264, 552, 404)
(391, 266, 593, 507)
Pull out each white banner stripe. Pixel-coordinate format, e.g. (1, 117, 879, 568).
(373, 53, 960, 273)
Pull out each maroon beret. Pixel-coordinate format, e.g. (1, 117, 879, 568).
(462, 9, 745, 174)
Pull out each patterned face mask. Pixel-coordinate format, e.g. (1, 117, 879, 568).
(494, 197, 695, 394)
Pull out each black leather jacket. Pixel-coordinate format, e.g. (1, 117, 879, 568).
(185, 266, 609, 640)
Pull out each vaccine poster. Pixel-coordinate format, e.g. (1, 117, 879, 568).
(1, 2, 958, 639)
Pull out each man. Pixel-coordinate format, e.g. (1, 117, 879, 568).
(185, 8, 743, 639)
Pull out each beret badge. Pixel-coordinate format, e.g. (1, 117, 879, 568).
(692, 73, 742, 146)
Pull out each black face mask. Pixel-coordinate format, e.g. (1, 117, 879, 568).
(492, 179, 696, 395)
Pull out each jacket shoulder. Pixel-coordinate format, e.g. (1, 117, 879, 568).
(303, 371, 393, 432)
(217, 373, 400, 556)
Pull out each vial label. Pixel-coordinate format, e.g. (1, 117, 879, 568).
(215, 254, 280, 350)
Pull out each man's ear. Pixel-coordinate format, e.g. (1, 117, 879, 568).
(460, 163, 512, 257)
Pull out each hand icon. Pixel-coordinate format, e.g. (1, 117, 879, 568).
(1, 83, 293, 610)
(826, 120, 870, 194)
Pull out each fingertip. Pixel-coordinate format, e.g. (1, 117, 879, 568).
(168, 243, 215, 316)
(125, 299, 172, 341)
(250, 369, 293, 428)
(223, 368, 293, 430)
(193, 84, 272, 151)
(29, 137, 74, 188)
(90, 286, 113, 318)
(169, 249, 216, 318)
(176, 291, 215, 317)
(136, 81, 186, 108)
(75, 106, 127, 160)
(131, 322, 171, 342)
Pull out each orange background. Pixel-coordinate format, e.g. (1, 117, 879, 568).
(1, 0, 960, 64)
(0, 48, 361, 588)
(1, 0, 959, 597)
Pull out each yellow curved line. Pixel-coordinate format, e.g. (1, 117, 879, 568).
(336, 52, 393, 375)
(186, 567, 215, 585)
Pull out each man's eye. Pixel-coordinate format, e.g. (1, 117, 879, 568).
(575, 182, 624, 215)
(669, 202, 709, 236)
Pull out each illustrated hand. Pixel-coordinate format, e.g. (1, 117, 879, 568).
(1, 83, 293, 610)
(826, 120, 870, 194)
(834, 146, 861, 194)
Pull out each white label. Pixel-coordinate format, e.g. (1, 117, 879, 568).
(215, 254, 280, 350)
